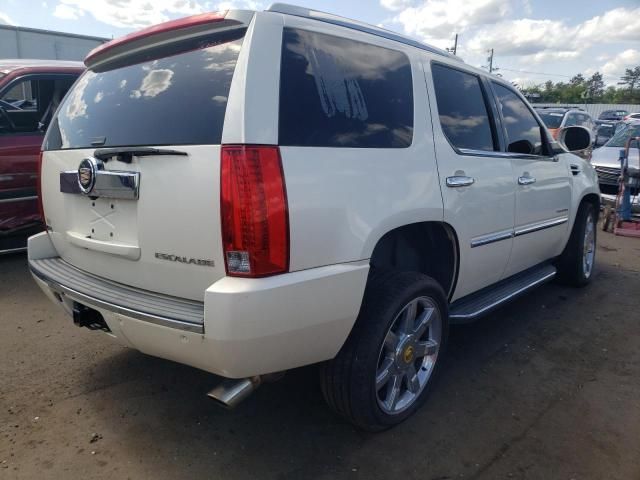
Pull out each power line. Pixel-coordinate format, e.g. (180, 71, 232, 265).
(496, 67, 572, 78)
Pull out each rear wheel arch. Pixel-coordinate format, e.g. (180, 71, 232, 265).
(368, 222, 459, 299)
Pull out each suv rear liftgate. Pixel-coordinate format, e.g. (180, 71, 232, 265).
(36, 11, 253, 325)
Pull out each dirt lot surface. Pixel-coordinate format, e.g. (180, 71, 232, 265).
(1, 230, 640, 480)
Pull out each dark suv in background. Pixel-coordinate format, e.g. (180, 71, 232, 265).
(595, 109, 629, 146)
(0, 59, 83, 253)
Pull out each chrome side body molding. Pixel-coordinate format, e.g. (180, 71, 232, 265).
(471, 216, 569, 248)
(514, 216, 568, 237)
(470, 229, 513, 248)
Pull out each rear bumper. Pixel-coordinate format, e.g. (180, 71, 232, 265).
(28, 232, 369, 378)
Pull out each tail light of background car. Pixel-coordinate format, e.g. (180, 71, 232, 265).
(220, 145, 289, 277)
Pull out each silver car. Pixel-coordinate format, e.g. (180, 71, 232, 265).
(591, 119, 640, 194)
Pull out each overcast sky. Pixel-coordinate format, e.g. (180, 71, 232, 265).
(1, 0, 639, 87)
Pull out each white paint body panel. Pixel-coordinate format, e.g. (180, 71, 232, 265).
(41, 146, 226, 301)
(30, 232, 368, 377)
(423, 59, 515, 300)
(504, 157, 572, 276)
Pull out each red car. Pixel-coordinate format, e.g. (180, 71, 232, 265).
(0, 59, 83, 253)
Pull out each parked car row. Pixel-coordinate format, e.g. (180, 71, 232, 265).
(534, 105, 639, 195)
(0, 60, 83, 253)
(590, 119, 640, 195)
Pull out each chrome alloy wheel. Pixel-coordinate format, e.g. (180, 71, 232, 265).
(583, 212, 595, 278)
(375, 296, 442, 415)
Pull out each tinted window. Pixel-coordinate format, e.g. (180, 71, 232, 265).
(45, 33, 244, 150)
(431, 64, 495, 151)
(279, 28, 413, 148)
(493, 83, 545, 155)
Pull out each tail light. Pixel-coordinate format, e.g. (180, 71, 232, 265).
(220, 145, 289, 277)
(37, 151, 45, 223)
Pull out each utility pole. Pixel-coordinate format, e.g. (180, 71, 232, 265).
(487, 48, 494, 73)
(447, 33, 458, 56)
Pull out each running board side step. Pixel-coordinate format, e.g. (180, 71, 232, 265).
(449, 263, 557, 323)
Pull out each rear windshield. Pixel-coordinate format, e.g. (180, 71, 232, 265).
(536, 111, 564, 129)
(44, 32, 244, 150)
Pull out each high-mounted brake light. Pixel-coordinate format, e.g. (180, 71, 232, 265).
(221, 145, 289, 277)
(37, 151, 44, 223)
(85, 11, 228, 66)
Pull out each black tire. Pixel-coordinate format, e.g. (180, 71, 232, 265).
(320, 270, 449, 431)
(556, 202, 597, 286)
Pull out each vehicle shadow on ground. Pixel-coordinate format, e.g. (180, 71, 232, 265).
(80, 266, 613, 479)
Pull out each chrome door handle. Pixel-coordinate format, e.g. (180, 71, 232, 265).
(446, 176, 475, 188)
(518, 176, 536, 186)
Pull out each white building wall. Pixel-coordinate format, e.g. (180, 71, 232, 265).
(532, 103, 640, 118)
(0, 25, 107, 61)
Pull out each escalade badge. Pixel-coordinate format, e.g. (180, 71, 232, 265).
(77, 157, 102, 194)
(155, 252, 215, 267)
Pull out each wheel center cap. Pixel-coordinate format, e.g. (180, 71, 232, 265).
(403, 345, 414, 363)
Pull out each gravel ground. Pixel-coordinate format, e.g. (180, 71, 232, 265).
(1, 230, 639, 480)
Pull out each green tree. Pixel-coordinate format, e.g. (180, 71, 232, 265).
(570, 74, 585, 86)
(601, 86, 619, 103)
(618, 66, 640, 93)
(519, 67, 640, 105)
(585, 72, 605, 100)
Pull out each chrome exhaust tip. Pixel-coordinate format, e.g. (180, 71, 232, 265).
(207, 376, 261, 409)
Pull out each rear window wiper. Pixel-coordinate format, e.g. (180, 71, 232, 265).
(93, 147, 188, 163)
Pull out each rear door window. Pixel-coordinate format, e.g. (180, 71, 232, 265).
(492, 83, 546, 156)
(431, 63, 496, 152)
(279, 28, 413, 148)
(44, 32, 245, 150)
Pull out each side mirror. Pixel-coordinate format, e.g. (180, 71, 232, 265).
(558, 126, 591, 152)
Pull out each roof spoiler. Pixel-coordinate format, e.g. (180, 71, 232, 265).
(84, 10, 254, 71)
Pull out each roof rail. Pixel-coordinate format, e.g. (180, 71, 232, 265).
(266, 3, 461, 62)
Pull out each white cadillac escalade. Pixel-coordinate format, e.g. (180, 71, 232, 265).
(29, 4, 600, 430)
